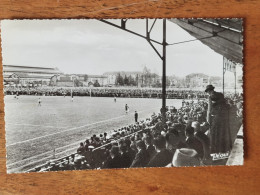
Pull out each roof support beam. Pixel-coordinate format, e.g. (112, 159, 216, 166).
(169, 19, 243, 63)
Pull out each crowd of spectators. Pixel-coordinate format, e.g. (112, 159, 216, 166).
(5, 86, 208, 99)
(32, 93, 243, 172)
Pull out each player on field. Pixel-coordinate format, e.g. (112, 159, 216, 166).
(125, 104, 129, 114)
(114, 95, 116, 103)
(38, 97, 41, 106)
(71, 95, 74, 102)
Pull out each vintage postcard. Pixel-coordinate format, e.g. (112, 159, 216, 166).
(1, 19, 243, 173)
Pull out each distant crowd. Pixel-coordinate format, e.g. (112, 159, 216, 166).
(5, 86, 210, 99)
(31, 93, 243, 172)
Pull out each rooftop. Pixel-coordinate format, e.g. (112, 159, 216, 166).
(3, 65, 62, 74)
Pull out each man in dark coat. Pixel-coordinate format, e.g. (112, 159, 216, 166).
(185, 125, 204, 160)
(144, 136, 156, 158)
(119, 144, 132, 168)
(147, 136, 173, 167)
(205, 85, 232, 154)
(134, 111, 138, 123)
(125, 138, 136, 162)
(131, 140, 150, 167)
(103, 146, 124, 169)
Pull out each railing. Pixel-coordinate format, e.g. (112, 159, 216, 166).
(27, 127, 149, 172)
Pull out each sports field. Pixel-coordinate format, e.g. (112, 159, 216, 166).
(4, 95, 183, 173)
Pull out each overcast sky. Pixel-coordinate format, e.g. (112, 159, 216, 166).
(1, 19, 242, 78)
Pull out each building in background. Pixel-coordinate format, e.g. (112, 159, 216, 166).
(104, 71, 141, 86)
(3, 65, 62, 87)
(104, 66, 161, 87)
(185, 73, 209, 88)
(209, 76, 222, 87)
(50, 74, 108, 87)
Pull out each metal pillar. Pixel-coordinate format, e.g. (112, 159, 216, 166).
(99, 19, 167, 123)
(162, 19, 167, 123)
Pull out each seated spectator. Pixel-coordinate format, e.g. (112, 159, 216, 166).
(154, 118, 164, 132)
(147, 136, 173, 167)
(77, 142, 85, 155)
(165, 133, 180, 154)
(130, 136, 137, 153)
(125, 138, 136, 162)
(119, 143, 132, 168)
(185, 126, 204, 160)
(84, 139, 90, 151)
(192, 121, 210, 159)
(84, 145, 94, 168)
(168, 148, 200, 167)
(74, 154, 85, 170)
(103, 146, 124, 169)
(144, 136, 156, 158)
(130, 140, 150, 167)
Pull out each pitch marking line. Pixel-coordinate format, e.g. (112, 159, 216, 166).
(6, 123, 67, 129)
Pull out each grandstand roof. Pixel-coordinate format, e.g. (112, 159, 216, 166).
(168, 19, 243, 64)
(5, 73, 54, 80)
(3, 65, 63, 74)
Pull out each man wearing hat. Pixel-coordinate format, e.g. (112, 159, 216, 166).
(205, 85, 232, 156)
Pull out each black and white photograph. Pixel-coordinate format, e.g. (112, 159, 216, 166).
(1, 19, 243, 173)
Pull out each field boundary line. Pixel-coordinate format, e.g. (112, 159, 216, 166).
(6, 123, 67, 129)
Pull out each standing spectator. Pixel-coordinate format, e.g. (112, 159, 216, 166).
(205, 85, 232, 154)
